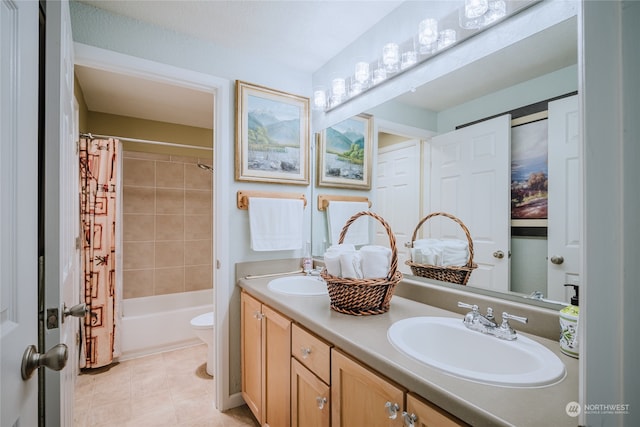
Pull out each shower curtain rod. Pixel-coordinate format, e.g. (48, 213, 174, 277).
(80, 132, 213, 152)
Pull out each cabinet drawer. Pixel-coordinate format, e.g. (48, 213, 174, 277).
(292, 324, 331, 384)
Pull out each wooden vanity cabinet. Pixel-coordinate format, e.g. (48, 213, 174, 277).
(241, 291, 291, 427)
(331, 349, 405, 427)
(405, 393, 468, 427)
(291, 324, 332, 427)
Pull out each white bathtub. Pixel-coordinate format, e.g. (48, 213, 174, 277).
(119, 289, 213, 360)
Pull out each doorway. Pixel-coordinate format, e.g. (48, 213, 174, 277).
(73, 43, 233, 410)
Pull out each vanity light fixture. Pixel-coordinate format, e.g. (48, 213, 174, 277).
(460, 0, 506, 29)
(418, 18, 439, 54)
(382, 42, 400, 74)
(313, 87, 327, 110)
(315, 0, 535, 112)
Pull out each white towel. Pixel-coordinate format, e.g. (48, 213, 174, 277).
(327, 201, 370, 245)
(410, 239, 468, 266)
(360, 245, 392, 278)
(339, 251, 363, 279)
(441, 239, 469, 266)
(248, 197, 304, 251)
(323, 244, 356, 277)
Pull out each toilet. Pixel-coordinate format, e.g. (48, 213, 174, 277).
(190, 311, 215, 376)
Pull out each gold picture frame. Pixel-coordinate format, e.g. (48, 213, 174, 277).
(317, 114, 373, 190)
(235, 80, 310, 185)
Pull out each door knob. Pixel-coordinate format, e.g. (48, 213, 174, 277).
(493, 250, 505, 259)
(21, 344, 68, 380)
(63, 303, 89, 319)
(550, 255, 564, 265)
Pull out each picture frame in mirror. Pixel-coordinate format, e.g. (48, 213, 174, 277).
(317, 114, 373, 190)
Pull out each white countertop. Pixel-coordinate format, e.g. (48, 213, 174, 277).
(238, 274, 579, 427)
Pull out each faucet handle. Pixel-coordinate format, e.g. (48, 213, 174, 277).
(501, 312, 528, 326)
(457, 302, 478, 312)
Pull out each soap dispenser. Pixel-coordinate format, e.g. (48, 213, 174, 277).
(559, 284, 580, 358)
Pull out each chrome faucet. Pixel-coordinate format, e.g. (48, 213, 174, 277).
(458, 302, 528, 341)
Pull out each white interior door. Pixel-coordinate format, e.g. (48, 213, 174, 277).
(429, 115, 511, 292)
(376, 140, 421, 274)
(547, 95, 580, 302)
(44, 0, 78, 425)
(0, 0, 39, 425)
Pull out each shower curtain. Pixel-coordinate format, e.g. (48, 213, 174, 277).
(79, 137, 120, 369)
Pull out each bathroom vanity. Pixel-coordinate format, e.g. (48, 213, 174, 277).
(238, 272, 578, 427)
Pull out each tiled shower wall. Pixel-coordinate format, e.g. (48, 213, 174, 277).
(122, 151, 213, 299)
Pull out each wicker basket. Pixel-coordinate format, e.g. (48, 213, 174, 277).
(405, 212, 477, 285)
(320, 211, 403, 316)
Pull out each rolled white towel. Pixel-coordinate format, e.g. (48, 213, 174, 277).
(339, 252, 363, 279)
(360, 245, 392, 278)
(441, 239, 469, 267)
(420, 246, 443, 266)
(324, 252, 342, 276)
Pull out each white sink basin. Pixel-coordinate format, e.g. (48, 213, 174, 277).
(387, 317, 566, 387)
(267, 276, 328, 296)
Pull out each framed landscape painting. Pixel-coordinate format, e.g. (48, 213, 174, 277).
(511, 111, 549, 229)
(235, 81, 310, 185)
(317, 114, 373, 190)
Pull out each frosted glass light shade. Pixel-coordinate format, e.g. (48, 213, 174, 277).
(382, 43, 399, 73)
(465, 0, 488, 18)
(354, 61, 370, 84)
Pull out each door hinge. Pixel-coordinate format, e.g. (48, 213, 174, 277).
(76, 236, 81, 250)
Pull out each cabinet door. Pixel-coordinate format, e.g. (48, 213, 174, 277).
(405, 394, 468, 427)
(292, 359, 330, 427)
(331, 349, 404, 427)
(263, 304, 292, 427)
(241, 292, 263, 423)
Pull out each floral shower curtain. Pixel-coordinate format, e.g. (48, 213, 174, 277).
(79, 137, 119, 369)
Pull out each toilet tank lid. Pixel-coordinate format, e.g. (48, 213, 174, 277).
(191, 311, 214, 327)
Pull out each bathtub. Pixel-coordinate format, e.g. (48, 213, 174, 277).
(119, 289, 213, 360)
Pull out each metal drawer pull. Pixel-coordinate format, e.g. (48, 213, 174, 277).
(385, 401, 400, 419)
(300, 347, 312, 358)
(316, 396, 327, 410)
(403, 411, 418, 426)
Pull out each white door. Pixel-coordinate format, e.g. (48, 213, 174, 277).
(547, 95, 580, 302)
(429, 115, 511, 292)
(44, 0, 79, 425)
(376, 140, 421, 274)
(0, 0, 40, 425)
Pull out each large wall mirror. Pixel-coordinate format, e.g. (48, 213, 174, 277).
(310, 1, 579, 310)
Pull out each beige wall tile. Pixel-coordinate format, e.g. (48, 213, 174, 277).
(155, 241, 185, 267)
(123, 269, 154, 299)
(185, 164, 212, 190)
(123, 187, 155, 214)
(154, 267, 185, 295)
(184, 240, 212, 266)
(156, 188, 184, 214)
(123, 242, 155, 270)
(156, 215, 185, 241)
(123, 214, 154, 242)
(123, 158, 155, 187)
(156, 161, 184, 189)
(185, 190, 211, 215)
(185, 266, 212, 292)
(184, 215, 211, 240)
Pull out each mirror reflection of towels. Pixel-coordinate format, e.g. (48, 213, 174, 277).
(249, 197, 304, 251)
(327, 201, 370, 245)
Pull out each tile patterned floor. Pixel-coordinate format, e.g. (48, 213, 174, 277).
(74, 344, 259, 427)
